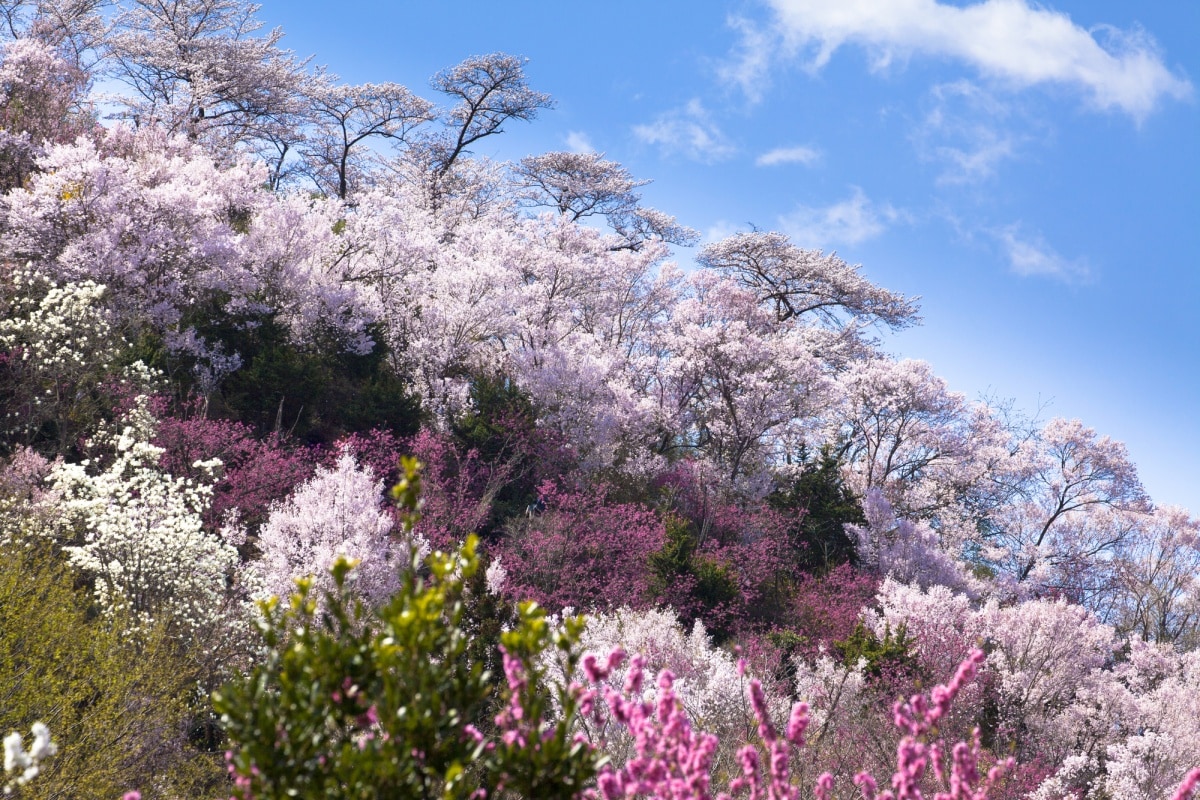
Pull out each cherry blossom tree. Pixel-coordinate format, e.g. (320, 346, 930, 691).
(547, 606, 755, 778)
(2, 126, 376, 375)
(0, 36, 92, 189)
(697, 231, 918, 331)
(512, 151, 696, 249)
(980, 596, 1119, 760)
(0, 0, 107, 63)
(1099, 646, 1200, 800)
(514, 151, 648, 222)
(865, 577, 981, 685)
(831, 357, 1011, 533)
(848, 489, 981, 595)
(106, 0, 310, 151)
(3, 128, 265, 329)
(656, 270, 828, 486)
(982, 417, 1150, 596)
(1108, 505, 1200, 647)
(422, 52, 552, 183)
(853, 575, 1200, 799)
(301, 76, 433, 199)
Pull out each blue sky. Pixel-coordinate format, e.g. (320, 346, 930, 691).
(260, 0, 1199, 512)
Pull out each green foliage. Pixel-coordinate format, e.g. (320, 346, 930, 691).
(449, 372, 544, 532)
(768, 445, 865, 573)
(833, 621, 916, 679)
(0, 534, 224, 800)
(458, 551, 521, 705)
(214, 459, 599, 800)
(648, 513, 740, 641)
(450, 372, 535, 463)
(179, 307, 422, 443)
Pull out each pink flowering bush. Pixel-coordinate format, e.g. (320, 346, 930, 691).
(649, 461, 794, 638)
(401, 427, 512, 550)
(581, 646, 1012, 800)
(154, 404, 317, 531)
(788, 563, 881, 659)
(498, 480, 665, 612)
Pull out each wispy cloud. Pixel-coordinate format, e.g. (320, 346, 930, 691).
(756, 0, 1191, 120)
(718, 15, 777, 103)
(632, 99, 736, 163)
(778, 186, 902, 248)
(756, 145, 821, 167)
(995, 226, 1090, 282)
(565, 131, 596, 154)
(915, 81, 1026, 183)
(702, 219, 744, 245)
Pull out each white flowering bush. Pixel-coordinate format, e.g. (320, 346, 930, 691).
(256, 448, 425, 608)
(44, 397, 243, 642)
(792, 652, 871, 737)
(2, 722, 55, 795)
(0, 267, 118, 451)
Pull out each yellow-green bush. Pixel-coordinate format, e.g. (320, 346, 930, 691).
(0, 533, 225, 800)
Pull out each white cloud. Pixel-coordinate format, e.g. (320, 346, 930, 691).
(756, 145, 821, 167)
(565, 130, 596, 154)
(760, 0, 1192, 120)
(703, 219, 743, 245)
(778, 186, 901, 248)
(996, 226, 1090, 282)
(936, 136, 1015, 183)
(916, 81, 1024, 183)
(718, 15, 777, 103)
(632, 99, 736, 163)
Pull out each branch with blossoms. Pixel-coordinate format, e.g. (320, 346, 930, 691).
(1174, 768, 1200, 800)
(848, 649, 1011, 800)
(578, 647, 1016, 800)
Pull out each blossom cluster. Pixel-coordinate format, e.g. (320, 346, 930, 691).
(2, 722, 54, 795)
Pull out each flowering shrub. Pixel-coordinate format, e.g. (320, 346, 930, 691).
(582, 645, 1010, 800)
(0, 525, 225, 798)
(154, 406, 316, 530)
(498, 481, 665, 612)
(649, 463, 794, 637)
(788, 563, 880, 659)
(43, 398, 246, 642)
(255, 448, 423, 607)
(0, 268, 125, 453)
(403, 428, 502, 550)
(2, 722, 55, 795)
(547, 606, 756, 779)
(215, 461, 599, 800)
